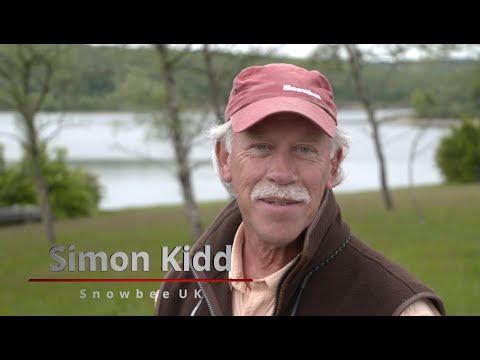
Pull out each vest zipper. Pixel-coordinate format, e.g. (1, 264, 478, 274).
(289, 232, 352, 316)
(271, 255, 301, 316)
(191, 268, 214, 316)
(190, 295, 205, 316)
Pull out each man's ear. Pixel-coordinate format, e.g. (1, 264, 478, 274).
(326, 148, 342, 189)
(215, 141, 232, 183)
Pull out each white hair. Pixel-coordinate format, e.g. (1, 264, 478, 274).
(207, 121, 351, 195)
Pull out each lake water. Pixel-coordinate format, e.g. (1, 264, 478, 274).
(0, 109, 451, 210)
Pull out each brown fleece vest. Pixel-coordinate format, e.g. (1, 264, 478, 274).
(155, 190, 446, 316)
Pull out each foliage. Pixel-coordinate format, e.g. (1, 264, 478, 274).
(1, 44, 479, 115)
(0, 44, 73, 113)
(0, 163, 38, 205)
(435, 116, 480, 183)
(411, 89, 436, 118)
(0, 145, 103, 219)
(409, 58, 480, 119)
(108, 68, 166, 111)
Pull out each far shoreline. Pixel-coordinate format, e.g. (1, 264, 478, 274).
(381, 116, 462, 128)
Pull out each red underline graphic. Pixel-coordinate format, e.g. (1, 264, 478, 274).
(28, 278, 252, 283)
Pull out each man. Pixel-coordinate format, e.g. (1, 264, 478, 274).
(155, 63, 445, 316)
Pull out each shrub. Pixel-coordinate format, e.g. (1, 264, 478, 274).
(0, 145, 103, 219)
(435, 116, 480, 183)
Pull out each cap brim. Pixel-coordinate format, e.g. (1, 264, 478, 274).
(230, 96, 336, 137)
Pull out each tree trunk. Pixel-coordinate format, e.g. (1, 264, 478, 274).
(202, 44, 224, 124)
(31, 147, 56, 245)
(26, 116, 56, 245)
(346, 45, 394, 211)
(178, 165, 203, 241)
(366, 107, 394, 210)
(408, 122, 432, 222)
(156, 44, 203, 242)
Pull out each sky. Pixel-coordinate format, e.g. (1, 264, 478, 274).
(101, 43, 317, 58)
(95, 44, 478, 61)
(222, 44, 318, 58)
(209, 44, 478, 60)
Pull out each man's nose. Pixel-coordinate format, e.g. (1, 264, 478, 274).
(266, 151, 298, 185)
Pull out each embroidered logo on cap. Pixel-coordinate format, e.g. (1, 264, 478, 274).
(283, 84, 322, 100)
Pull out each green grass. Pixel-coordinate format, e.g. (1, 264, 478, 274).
(1, 184, 479, 316)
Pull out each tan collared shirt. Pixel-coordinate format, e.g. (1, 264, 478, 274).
(228, 222, 441, 316)
(228, 222, 299, 316)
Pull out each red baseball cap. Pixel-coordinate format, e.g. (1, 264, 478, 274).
(224, 63, 337, 137)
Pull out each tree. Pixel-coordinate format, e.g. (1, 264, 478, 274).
(311, 44, 409, 210)
(0, 45, 71, 244)
(344, 44, 396, 210)
(407, 120, 435, 222)
(150, 44, 274, 240)
(108, 45, 211, 242)
(155, 44, 207, 242)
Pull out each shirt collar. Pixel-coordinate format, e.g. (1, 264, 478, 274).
(229, 222, 247, 292)
(229, 222, 300, 292)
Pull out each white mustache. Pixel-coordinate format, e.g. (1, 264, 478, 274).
(250, 184, 311, 203)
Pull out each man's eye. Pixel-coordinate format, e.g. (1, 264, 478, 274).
(297, 146, 313, 153)
(253, 144, 269, 150)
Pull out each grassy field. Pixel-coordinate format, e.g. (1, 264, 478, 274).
(1, 184, 479, 316)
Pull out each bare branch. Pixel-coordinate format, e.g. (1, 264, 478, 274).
(16, 45, 33, 100)
(371, 45, 407, 98)
(33, 61, 53, 113)
(381, 128, 414, 145)
(189, 159, 212, 171)
(345, 44, 373, 111)
(0, 63, 24, 109)
(201, 44, 224, 123)
(184, 110, 213, 145)
(0, 84, 18, 108)
(15, 44, 28, 63)
(414, 138, 438, 158)
(407, 119, 434, 222)
(1, 81, 24, 111)
(110, 141, 157, 161)
(155, 44, 192, 68)
(0, 60, 14, 80)
(41, 117, 65, 143)
(37, 113, 63, 132)
(110, 141, 167, 164)
(190, 137, 210, 151)
(0, 130, 25, 144)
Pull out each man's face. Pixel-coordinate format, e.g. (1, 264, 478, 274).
(216, 114, 339, 249)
